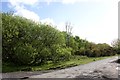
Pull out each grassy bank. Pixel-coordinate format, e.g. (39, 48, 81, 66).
(2, 55, 115, 73)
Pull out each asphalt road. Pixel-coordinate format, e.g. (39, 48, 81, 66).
(2, 56, 119, 79)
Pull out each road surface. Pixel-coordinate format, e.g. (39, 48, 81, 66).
(2, 56, 119, 79)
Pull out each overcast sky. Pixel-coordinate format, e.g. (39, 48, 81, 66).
(1, 0, 119, 45)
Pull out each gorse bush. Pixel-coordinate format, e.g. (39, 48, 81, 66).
(2, 12, 117, 66)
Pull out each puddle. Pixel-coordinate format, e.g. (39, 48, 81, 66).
(111, 59, 120, 64)
(116, 59, 120, 63)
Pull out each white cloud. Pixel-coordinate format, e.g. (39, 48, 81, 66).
(41, 18, 67, 31)
(56, 22, 66, 31)
(9, 0, 38, 6)
(9, 0, 40, 22)
(14, 8, 40, 22)
(41, 18, 56, 26)
(62, 0, 77, 4)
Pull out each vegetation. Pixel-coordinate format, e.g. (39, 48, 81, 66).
(111, 39, 120, 54)
(2, 12, 118, 72)
(3, 56, 113, 73)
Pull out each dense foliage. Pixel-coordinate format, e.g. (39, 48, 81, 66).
(2, 12, 117, 66)
(111, 39, 120, 54)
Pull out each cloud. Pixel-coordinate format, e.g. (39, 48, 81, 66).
(41, 18, 66, 31)
(41, 18, 56, 26)
(62, 0, 78, 4)
(9, 0, 40, 22)
(14, 7, 40, 22)
(9, 0, 38, 6)
(56, 22, 66, 31)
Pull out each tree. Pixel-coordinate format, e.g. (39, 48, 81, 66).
(65, 22, 73, 47)
(111, 39, 120, 54)
(2, 12, 39, 65)
(2, 12, 72, 65)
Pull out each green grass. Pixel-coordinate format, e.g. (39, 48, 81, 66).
(2, 55, 115, 73)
